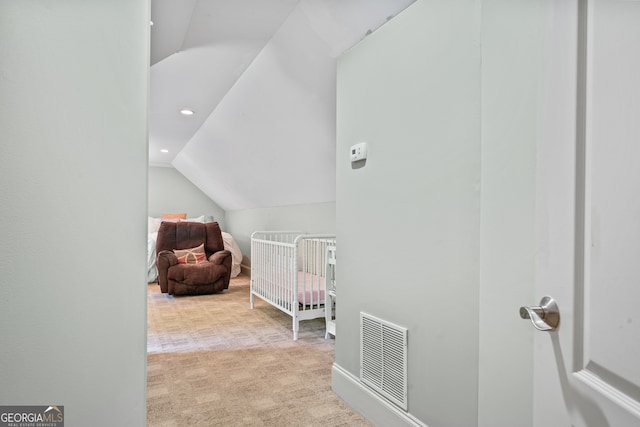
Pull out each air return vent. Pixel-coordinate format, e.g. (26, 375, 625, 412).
(360, 312, 408, 410)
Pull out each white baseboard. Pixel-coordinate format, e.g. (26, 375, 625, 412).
(240, 264, 251, 275)
(332, 363, 428, 427)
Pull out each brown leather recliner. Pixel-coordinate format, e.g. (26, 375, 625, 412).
(155, 221, 232, 295)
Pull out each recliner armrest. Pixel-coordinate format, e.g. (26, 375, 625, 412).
(156, 250, 178, 293)
(157, 250, 178, 266)
(208, 250, 231, 265)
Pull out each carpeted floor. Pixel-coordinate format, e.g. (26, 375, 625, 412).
(147, 273, 372, 426)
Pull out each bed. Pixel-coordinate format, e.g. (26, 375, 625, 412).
(147, 216, 243, 283)
(250, 231, 336, 340)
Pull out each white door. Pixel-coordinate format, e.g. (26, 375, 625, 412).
(529, 0, 640, 425)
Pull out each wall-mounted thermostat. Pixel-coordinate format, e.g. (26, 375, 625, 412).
(350, 142, 368, 162)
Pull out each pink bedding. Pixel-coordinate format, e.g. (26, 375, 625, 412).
(297, 271, 326, 305)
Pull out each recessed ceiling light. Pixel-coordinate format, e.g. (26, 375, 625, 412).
(160, 149, 169, 153)
(180, 109, 194, 116)
(150, 20, 154, 26)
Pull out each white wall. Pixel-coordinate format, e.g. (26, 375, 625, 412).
(477, 1, 543, 425)
(226, 202, 335, 263)
(171, 3, 338, 212)
(148, 166, 226, 228)
(334, 1, 545, 426)
(334, 1, 481, 425)
(0, 2, 148, 426)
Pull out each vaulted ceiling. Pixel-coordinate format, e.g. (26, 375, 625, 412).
(149, 0, 415, 211)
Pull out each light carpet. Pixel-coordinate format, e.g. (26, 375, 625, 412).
(147, 273, 372, 426)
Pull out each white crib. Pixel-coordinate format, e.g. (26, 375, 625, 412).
(250, 231, 336, 340)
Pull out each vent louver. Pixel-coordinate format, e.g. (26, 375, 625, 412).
(360, 312, 408, 410)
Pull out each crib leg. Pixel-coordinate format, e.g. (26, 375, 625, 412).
(250, 291, 254, 309)
(292, 317, 299, 341)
